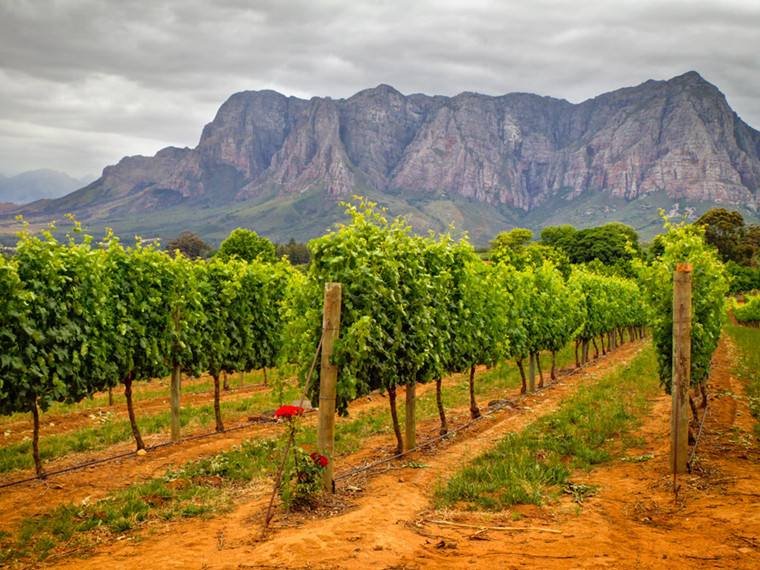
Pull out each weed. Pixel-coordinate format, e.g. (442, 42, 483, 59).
(435, 347, 659, 510)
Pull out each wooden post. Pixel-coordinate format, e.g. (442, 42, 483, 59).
(317, 282, 341, 492)
(170, 363, 181, 442)
(671, 263, 692, 475)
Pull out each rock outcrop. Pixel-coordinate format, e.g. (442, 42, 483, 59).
(17, 71, 760, 223)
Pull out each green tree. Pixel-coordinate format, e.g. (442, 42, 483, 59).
(217, 228, 276, 263)
(165, 231, 212, 259)
(288, 200, 446, 454)
(490, 228, 533, 265)
(695, 208, 746, 263)
(276, 239, 311, 265)
(540, 224, 577, 250)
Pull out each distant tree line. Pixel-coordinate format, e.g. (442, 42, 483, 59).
(164, 229, 311, 265)
(166, 207, 759, 292)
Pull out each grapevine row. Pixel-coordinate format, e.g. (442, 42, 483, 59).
(0, 205, 730, 476)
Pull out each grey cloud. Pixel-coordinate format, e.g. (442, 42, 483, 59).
(0, 0, 758, 177)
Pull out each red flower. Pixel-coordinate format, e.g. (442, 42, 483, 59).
(274, 405, 304, 419)
(310, 452, 329, 468)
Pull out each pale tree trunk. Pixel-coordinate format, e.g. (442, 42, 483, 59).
(551, 350, 557, 381)
(574, 340, 581, 368)
(536, 353, 544, 388)
(170, 363, 181, 442)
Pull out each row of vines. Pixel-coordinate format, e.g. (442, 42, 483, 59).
(0, 205, 730, 477)
(0, 223, 290, 476)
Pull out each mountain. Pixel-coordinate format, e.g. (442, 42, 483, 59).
(0, 169, 94, 205)
(4, 72, 759, 245)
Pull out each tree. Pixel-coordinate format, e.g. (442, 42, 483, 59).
(726, 261, 760, 294)
(217, 228, 276, 263)
(492, 228, 571, 276)
(276, 239, 311, 265)
(540, 224, 577, 250)
(165, 231, 212, 259)
(0, 255, 28, 422)
(490, 228, 533, 264)
(695, 208, 746, 263)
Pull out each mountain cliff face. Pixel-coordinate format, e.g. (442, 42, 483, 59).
(10, 72, 760, 242)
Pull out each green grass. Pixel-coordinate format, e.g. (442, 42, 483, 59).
(0, 438, 277, 563)
(0, 381, 299, 474)
(726, 325, 760, 440)
(434, 346, 659, 510)
(0, 369, 269, 425)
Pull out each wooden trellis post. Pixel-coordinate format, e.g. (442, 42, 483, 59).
(317, 282, 342, 492)
(671, 263, 692, 475)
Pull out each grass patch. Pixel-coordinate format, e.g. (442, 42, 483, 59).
(0, 438, 277, 564)
(434, 346, 659, 510)
(0, 382, 298, 474)
(726, 325, 760, 440)
(0, 370, 270, 426)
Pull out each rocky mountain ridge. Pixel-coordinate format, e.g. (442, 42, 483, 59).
(6, 71, 760, 243)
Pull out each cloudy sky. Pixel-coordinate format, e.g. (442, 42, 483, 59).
(1, 0, 758, 178)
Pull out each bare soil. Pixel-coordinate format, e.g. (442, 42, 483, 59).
(43, 341, 652, 569)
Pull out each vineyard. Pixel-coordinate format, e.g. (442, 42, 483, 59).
(0, 203, 758, 568)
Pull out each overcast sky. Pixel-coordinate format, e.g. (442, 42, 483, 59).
(1, 0, 758, 178)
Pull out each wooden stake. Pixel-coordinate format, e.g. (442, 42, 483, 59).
(170, 363, 181, 442)
(671, 263, 692, 475)
(317, 282, 341, 492)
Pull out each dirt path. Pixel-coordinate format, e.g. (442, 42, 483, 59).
(401, 333, 760, 569)
(0, 358, 481, 529)
(48, 341, 647, 569)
